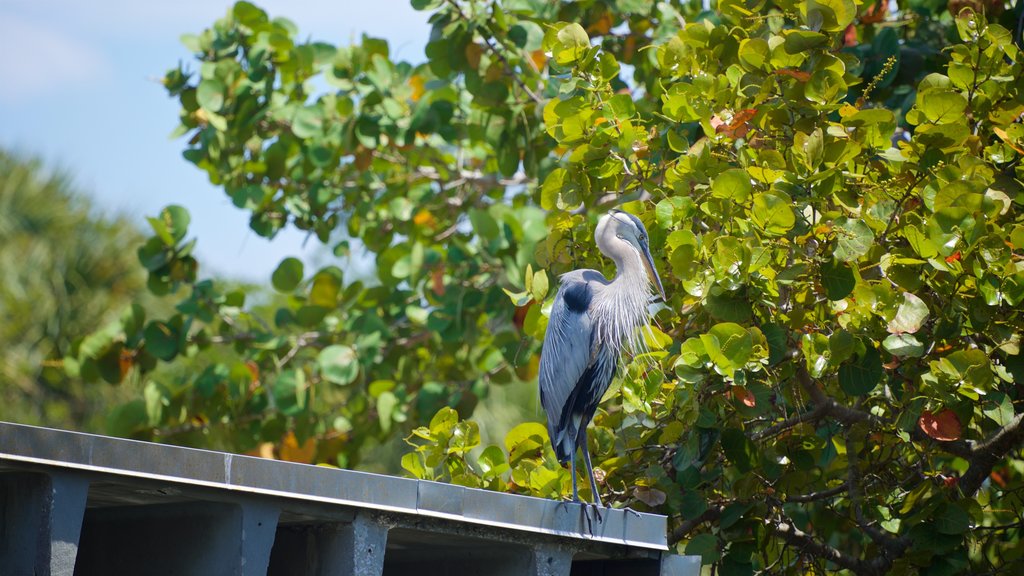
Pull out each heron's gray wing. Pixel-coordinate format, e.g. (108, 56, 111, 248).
(538, 277, 594, 460)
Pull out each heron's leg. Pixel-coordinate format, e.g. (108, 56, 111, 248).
(579, 428, 603, 507)
(579, 429, 603, 526)
(570, 446, 580, 502)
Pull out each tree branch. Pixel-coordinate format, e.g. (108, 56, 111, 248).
(784, 482, 849, 503)
(960, 412, 1024, 496)
(668, 504, 723, 546)
(794, 362, 889, 428)
(846, 430, 912, 563)
(767, 520, 877, 575)
(752, 402, 830, 441)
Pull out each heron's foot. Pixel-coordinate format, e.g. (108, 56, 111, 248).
(555, 495, 580, 514)
(580, 502, 603, 536)
(615, 504, 642, 519)
(585, 500, 604, 532)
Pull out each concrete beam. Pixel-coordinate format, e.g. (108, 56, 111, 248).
(74, 500, 278, 576)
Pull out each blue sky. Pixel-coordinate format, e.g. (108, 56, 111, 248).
(0, 0, 431, 281)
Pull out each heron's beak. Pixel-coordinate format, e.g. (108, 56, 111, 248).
(640, 242, 667, 301)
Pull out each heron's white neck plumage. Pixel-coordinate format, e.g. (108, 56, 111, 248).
(594, 249, 653, 356)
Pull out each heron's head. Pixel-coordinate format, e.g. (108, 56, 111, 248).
(596, 210, 666, 301)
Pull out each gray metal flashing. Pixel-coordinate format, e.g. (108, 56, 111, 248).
(0, 422, 666, 550)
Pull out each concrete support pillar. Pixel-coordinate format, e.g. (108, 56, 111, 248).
(661, 553, 702, 576)
(240, 501, 280, 575)
(268, 513, 389, 576)
(317, 513, 389, 576)
(530, 543, 574, 576)
(0, 472, 89, 576)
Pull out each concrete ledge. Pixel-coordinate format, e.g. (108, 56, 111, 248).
(0, 422, 701, 575)
(0, 422, 665, 550)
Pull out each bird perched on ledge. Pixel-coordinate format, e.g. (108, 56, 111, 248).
(539, 209, 666, 508)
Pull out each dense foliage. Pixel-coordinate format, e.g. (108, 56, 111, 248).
(0, 150, 152, 430)
(73, 0, 1024, 572)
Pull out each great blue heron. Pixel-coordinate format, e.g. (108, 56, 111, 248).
(539, 209, 666, 508)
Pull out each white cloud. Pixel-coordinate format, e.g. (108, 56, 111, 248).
(0, 13, 111, 103)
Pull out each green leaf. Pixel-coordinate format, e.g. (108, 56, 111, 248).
(196, 79, 226, 112)
(531, 269, 549, 302)
(606, 93, 636, 121)
(705, 288, 753, 323)
(820, 259, 855, 300)
(402, 452, 428, 479)
(478, 445, 509, 477)
(720, 428, 757, 472)
(377, 391, 398, 433)
(750, 193, 795, 235)
(919, 90, 968, 125)
(680, 490, 708, 519)
(685, 533, 720, 563)
(318, 344, 358, 385)
(469, 208, 500, 240)
(838, 345, 883, 395)
(829, 330, 856, 365)
(310, 268, 342, 307)
(783, 30, 829, 53)
(719, 502, 752, 529)
(292, 106, 324, 138)
(143, 320, 179, 361)
(504, 421, 548, 463)
(802, 0, 856, 31)
(701, 323, 753, 374)
(887, 292, 929, 334)
(711, 169, 752, 202)
(934, 503, 969, 535)
(833, 217, 873, 262)
(883, 334, 925, 358)
(272, 257, 304, 292)
(805, 69, 847, 105)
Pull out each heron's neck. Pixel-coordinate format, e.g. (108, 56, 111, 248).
(596, 250, 653, 354)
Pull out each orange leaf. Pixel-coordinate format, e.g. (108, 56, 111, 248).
(529, 50, 547, 72)
(994, 126, 1024, 155)
(843, 24, 858, 47)
(919, 409, 962, 442)
(731, 108, 758, 125)
(354, 147, 373, 170)
(945, 251, 962, 263)
(714, 109, 757, 139)
(119, 349, 134, 380)
(513, 301, 533, 330)
(279, 431, 317, 463)
(731, 386, 756, 408)
(409, 74, 425, 102)
(413, 209, 436, 228)
(623, 35, 637, 62)
(775, 68, 811, 82)
(587, 12, 614, 35)
(465, 43, 484, 70)
(861, 0, 888, 23)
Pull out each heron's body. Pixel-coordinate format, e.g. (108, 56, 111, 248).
(538, 210, 665, 506)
